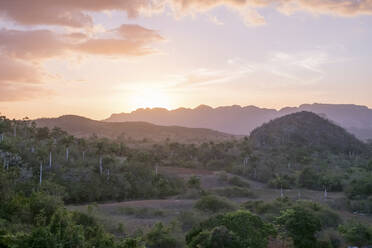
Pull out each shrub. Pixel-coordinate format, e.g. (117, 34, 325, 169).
(194, 195, 235, 213)
(118, 207, 164, 219)
(145, 223, 179, 248)
(276, 206, 322, 248)
(176, 211, 204, 232)
(187, 176, 201, 189)
(186, 210, 276, 248)
(339, 221, 372, 247)
(228, 176, 250, 188)
(214, 187, 256, 198)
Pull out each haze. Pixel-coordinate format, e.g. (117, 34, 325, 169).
(1, 0, 372, 119)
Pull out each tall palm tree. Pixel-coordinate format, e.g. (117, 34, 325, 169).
(12, 119, 17, 137)
(62, 135, 74, 161)
(95, 140, 106, 175)
(46, 139, 55, 168)
(77, 138, 87, 161)
(36, 147, 47, 186)
(0, 115, 11, 142)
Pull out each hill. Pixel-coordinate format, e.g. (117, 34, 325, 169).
(105, 103, 372, 140)
(249, 111, 367, 155)
(35, 115, 234, 143)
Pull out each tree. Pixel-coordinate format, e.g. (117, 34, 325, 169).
(77, 138, 87, 161)
(194, 195, 235, 213)
(62, 136, 74, 161)
(145, 223, 178, 248)
(46, 139, 55, 168)
(298, 167, 319, 190)
(36, 127, 50, 141)
(190, 226, 241, 248)
(49, 208, 85, 248)
(0, 115, 11, 142)
(339, 221, 372, 247)
(36, 147, 48, 186)
(187, 176, 201, 189)
(95, 140, 106, 175)
(186, 210, 276, 248)
(276, 206, 321, 248)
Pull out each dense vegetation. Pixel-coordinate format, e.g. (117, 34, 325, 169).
(1, 112, 372, 247)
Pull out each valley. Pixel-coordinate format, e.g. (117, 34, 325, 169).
(1, 111, 372, 247)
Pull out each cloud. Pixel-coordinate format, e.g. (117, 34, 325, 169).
(0, 29, 66, 60)
(167, 65, 254, 89)
(278, 0, 372, 17)
(1, 0, 371, 28)
(0, 82, 53, 102)
(0, 25, 163, 101)
(0, 55, 52, 101)
(167, 0, 372, 17)
(75, 39, 159, 56)
(0, 56, 44, 84)
(208, 15, 225, 25)
(0, 0, 158, 27)
(0, 26, 164, 60)
(114, 24, 164, 42)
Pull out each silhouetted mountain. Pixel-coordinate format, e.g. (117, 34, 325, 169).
(249, 111, 367, 154)
(35, 115, 234, 143)
(105, 103, 372, 140)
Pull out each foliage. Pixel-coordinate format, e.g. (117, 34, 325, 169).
(194, 195, 236, 213)
(145, 223, 179, 248)
(276, 206, 322, 248)
(186, 210, 276, 248)
(338, 221, 372, 247)
(228, 176, 250, 188)
(187, 176, 201, 189)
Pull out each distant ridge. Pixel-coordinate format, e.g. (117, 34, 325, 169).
(35, 115, 234, 143)
(105, 103, 372, 140)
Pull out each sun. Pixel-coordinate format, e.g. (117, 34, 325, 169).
(129, 88, 172, 110)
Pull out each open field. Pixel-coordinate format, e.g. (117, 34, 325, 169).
(68, 166, 372, 235)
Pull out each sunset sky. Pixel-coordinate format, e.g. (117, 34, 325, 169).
(1, 0, 372, 120)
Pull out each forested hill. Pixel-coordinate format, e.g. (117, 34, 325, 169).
(35, 115, 235, 143)
(250, 111, 367, 154)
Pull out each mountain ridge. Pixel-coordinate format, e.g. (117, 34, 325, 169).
(105, 103, 372, 140)
(35, 115, 235, 143)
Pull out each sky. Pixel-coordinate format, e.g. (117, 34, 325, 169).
(0, 0, 372, 120)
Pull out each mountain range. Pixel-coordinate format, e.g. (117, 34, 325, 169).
(35, 115, 233, 143)
(105, 103, 372, 140)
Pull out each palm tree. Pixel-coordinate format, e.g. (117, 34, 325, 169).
(77, 138, 87, 161)
(12, 119, 17, 137)
(95, 140, 106, 175)
(62, 135, 74, 161)
(0, 115, 11, 142)
(36, 147, 47, 186)
(46, 139, 55, 168)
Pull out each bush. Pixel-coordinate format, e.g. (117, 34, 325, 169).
(268, 174, 295, 189)
(276, 206, 322, 248)
(339, 221, 372, 247)
(176, 211, 204, 232)
(345, 175, 372, 199)
(118, 207, 164, 219)
(228, 176, 250, 188)
(145, 223, 179, 248)
(194, 195, 235, 213)
(214, 187, 256, 198)
(186, 210, 276, 248)
(187, 176, 201, 189)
